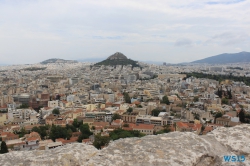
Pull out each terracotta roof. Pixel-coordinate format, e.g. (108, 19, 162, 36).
(93, 122, 109, 127)
(95, 126, 103, 130)
(132, 101, 141, 105)
(112, 119, 123, 124)
(133, 124, 155, 130)
(204, 126, 213, 132)
(26, 137, 38, 141)
(122, 127, 133, 131)
(176, 122, 189, 128)
(1, 132, 18, 137)
(82, 138, 91, 143)
(74, 109, 83, 113)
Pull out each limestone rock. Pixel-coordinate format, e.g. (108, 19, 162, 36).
(107, 52, 127, 60)
(0, 124, 249, 166)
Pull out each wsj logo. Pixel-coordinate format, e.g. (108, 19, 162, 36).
(223, 155, 245, 162)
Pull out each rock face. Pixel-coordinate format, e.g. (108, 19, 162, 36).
(107, 52, 127, 60)
(0, 124, 249, 166)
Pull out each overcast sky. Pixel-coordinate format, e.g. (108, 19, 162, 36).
(0, 0, 250, 64)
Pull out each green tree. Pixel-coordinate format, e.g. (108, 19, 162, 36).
(238, 109, 245, 123)
(52, 108, 60, 115)
(222, 98, 229, 105)
(77, 124, 93, 142)
(161, 96, 170, 105)
(18, 127, 27, 138)
(217, 88, 222, 98)
(151, 109, 162, 117)
(193, 96, 199, 102)
(0, 141, 8, 154)
(214, 112, 223, 123)
(137, 105, 142, 108)
(215, 112, 223, 118)
(49, 125, 72, 141)
(67, 123, 77, 131)
(193, 113, 200, 120)
(109, 128, 145, 140)
(227, 88, 232, 99)
(72, 119, 82, 128)
(19, 104, 29, 109)
(123, 92, 131, 103)
(93, 134, 110, 149)
(123, 123, 129, 127)
(31, 125, 50, 140)
(112, 113, 121, 121)
(127, 107, 133, 113)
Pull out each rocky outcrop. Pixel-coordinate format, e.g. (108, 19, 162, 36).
(94, 52, 139, 67)
(107, 52, 127, 60)
(0, 124, 249, 166)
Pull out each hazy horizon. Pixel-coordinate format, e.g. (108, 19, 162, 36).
(1, 0, 250, 64)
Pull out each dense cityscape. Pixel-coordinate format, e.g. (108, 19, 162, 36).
(0, 52, 249, 155)
(1, 0, 250, 165)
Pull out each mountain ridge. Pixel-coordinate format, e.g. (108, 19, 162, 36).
(191, 51, 250, 64)
(40, 58, 78, 64)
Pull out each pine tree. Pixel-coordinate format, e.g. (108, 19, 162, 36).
(0, 141, 8, 154)
(239, 109, 245, 123)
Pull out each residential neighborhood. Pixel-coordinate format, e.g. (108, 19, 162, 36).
(0, 61, 249, 153)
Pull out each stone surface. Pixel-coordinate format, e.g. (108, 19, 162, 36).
(0, 124, 249, 166)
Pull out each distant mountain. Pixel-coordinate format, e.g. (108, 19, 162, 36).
(94, 52, 140, 67)
(0, 64, 9, 66)
(139, 60, 166, 65)
(78, 58, 104, 63)
(40, 58, 78, 64)
(191, 52, 250, 64)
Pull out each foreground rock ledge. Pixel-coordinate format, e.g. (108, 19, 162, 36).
(0, 124, 249, 166)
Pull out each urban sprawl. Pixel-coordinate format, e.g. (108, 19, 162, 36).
(0, 61, 249, 153)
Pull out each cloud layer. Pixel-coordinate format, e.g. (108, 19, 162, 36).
(0, 0, 250, 64)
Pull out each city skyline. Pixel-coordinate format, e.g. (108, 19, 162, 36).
(0, 0, 250, 64)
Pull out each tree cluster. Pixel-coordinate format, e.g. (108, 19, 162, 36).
(31, 121, 93, 142)
(193, 96, 199, 102)
(0, 141, 8, 154)
(123, 92, 131, 103)
(221, 98, 229, 105)
(238, 109, 245, 123)
(161, 96, 170, 105)
(49, 125, 72, 141)
(183, 72, 250, 86)
(151, 109, 165, 117)
(127, 107, 133, 113)
(93, 134, 110, 149)
(112, 113, 121, 121)
(77, 124, 93, 142)
(31, 125, 50, 139)
(19, 104, 29, 109)
(109, 128, 145, 140)
(156, 125, 171, 134)
(52, 108, 60, 115)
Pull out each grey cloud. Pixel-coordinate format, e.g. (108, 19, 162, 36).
(206, 32, 249, 46)
(92, 36, 124, 40)
(174, 38, 193, 47)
